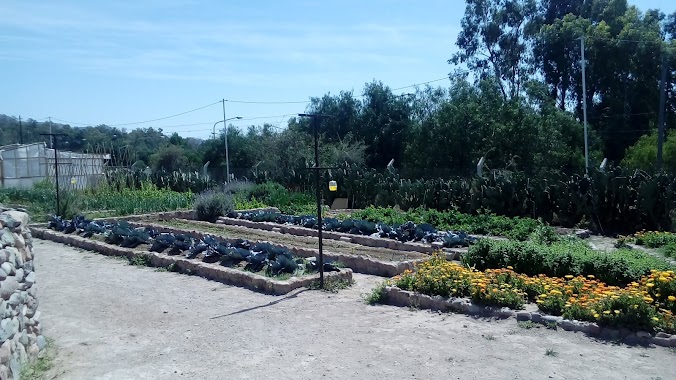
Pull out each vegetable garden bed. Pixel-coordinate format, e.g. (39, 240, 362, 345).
(30, 225, 352, 295)
(129, 219, 418, 277)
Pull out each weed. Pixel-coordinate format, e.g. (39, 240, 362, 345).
(20, 337, 56, 380)
(308, 278, 354, 293)
(129, 254, 151, 267)
(545, 348, 558, 357)
(518, 321, 537, 329)
(546, 322, 558, 330)
(483, 334, 496, 341)
(364, 282, 387, 305)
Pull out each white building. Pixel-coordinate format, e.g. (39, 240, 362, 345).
(0, 142, 110, 189)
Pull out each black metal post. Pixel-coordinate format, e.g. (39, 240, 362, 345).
(18, 116, 23, 144)
(41, 133, 63, 216)
(312, 116, 324, 288)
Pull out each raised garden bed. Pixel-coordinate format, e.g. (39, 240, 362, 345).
(31, 226, 352, 295)
(127, 220, 417, 277)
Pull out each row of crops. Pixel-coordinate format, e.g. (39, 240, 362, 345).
(298, 164, 675, 233)
(226, 211, 477, 247)
(48, 216, 339, 276)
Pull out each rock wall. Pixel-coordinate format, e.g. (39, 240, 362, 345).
(0, 209, 43, 379)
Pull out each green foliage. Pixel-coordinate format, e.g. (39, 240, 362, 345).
(327, 165, 676, 233)
(364, 282, 388, 305)
(246, 182, 315, 215)
(622, 131, 676, 173)
(194, 190, 234, 222)
(635, 231, 676, 248)
(463, 239, 673, 287)
(129, 254, 151, 267)
(662, 243, 676, 258)
(308, 278, 355, 293)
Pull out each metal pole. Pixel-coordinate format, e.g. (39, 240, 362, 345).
(18, 116, 23, 144)
(222, 99, 230, 184)
(54, 136, 60, 216)
(313, 116, 324, 288)
(657, 52, 668, 172)
(48, 117, 54, 149)
(580, 37, 589, 175)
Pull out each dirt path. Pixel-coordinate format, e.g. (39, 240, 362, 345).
(35, 239, 675, 380)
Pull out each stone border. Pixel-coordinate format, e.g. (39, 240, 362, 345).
(31, 228, 352, 296)
(127, 220, 416, 277)
(383, 286, 676, 348)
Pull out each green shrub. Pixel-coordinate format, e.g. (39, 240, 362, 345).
(635, 231, 676, 248)
(463, 239, 673, 286)
(662, 243, 676, 258)
(194, 191, 234, 222)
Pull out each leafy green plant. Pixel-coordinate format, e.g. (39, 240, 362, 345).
(364, 282, 387, 305)
(545, 348, 558, 357)
(518, 321, 536, 329)
(129, 254, 151, 267)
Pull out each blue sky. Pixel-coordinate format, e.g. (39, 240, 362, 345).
(1, 0, 673, 139)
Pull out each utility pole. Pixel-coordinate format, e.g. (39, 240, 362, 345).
(48, 117, 54, 149)
(298, 113, 333, 289)
(40, 133, 64, 216)
(18, 116, 23, 144)
(221, 99, 230, 185)
(579, 37, 590, 175)
(657, 52, 668, 172)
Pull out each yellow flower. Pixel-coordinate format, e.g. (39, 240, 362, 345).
(565, 275, 574, 279)
(507, 266, 514, 270)
(646, 283, 655, 288)
(652, 317, 660, 322)
(603, 310, 611, 315)
(593, 313, 600, 318)
(614, 310, 621, 314)
(587, 275, 595, 279)
(668, 295, 676, 302)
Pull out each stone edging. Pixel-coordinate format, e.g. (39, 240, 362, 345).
(383, 286, 676, 348)
(129, 220, 415, 278)
(31, 228, 352, 296)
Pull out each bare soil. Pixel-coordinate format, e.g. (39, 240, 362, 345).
(35, 239, 676, 380)
(150, 218, 427, 262)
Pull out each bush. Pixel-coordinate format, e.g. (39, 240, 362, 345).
(634, 231, 676, 248)
(194, 191, 234, 222)
(463, 239, 673, 287)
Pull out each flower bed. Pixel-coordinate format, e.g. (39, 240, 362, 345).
(392, 254, 676, 335)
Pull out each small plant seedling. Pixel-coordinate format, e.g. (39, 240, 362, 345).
(546, 322, 558, 330)
(483, 334, 496, 341)
(518, 321, 536, 329)
(545, 348, 558, 357)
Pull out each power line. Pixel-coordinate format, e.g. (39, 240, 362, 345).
(51, 101, 221, 127)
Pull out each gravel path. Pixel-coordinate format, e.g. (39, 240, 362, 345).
(35, 239, 676, 380)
